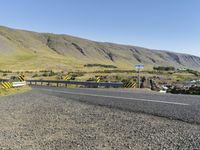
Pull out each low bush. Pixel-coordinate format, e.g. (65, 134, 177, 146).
(153, 66, 175, 71)
(84, 64, 117, 68)
(186, 69, 200, 77)
(93, 70, 136, 73)
(32, 74, 39, 78)
(0, 70, 12, 73)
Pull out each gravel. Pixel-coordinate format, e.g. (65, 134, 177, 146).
(0, 89, 200, 150)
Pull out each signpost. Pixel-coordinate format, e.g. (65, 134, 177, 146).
(135, 64, 144, 88)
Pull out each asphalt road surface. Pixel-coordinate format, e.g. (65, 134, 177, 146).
(0, 86, 200, 149)
(36, 86, 200, 124)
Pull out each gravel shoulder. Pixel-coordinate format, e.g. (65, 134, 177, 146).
(0, 89, 200, 150)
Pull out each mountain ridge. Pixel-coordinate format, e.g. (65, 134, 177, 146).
(0, 25, 200, 71)
(0, 25, 196, 57)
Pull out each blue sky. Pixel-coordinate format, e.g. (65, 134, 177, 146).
(0, 0, 200, 56)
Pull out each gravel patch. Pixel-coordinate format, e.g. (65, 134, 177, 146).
(0, 90, 200, 150)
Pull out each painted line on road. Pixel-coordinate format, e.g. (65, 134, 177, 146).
(42, 89, 190, 106)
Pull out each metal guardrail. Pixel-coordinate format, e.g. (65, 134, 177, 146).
(12, 81, 26, 87)
(0, 81, 26, 89)
(26, 80, 124, 88)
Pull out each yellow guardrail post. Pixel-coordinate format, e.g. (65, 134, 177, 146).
(0, 82, 12, 89)
(96, 76, 101, 83)
(63, 75, 72, 87)
(64, 75, 71, 81)
(18, 73, 25, 82)
(123, 81, 137, 88)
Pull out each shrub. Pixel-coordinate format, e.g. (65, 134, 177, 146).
(186, 69, 200, 77)
(153, 66, 175, 71)
(3, 73, 7, 76)
(93, 70, 136, 73)
(42, 72, 48, 77)
(0, 70, 12, 73)
(32, 74, 39, 78)
(49, 70, 57, 76)
(84, 64, 117, 68)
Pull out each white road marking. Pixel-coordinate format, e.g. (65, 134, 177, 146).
(42, 89, 189, 106)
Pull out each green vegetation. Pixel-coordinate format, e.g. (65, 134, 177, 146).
(153, 66, 175, 71)
(68, 71, 86, 77)
(3, 73, 7, 76)
(32, 73, 39, 78)
(0, 70, 12, 73)
(84, 64, 117, 68)
(0, 26, 200, 72)
(93, 70, 137, 73)
(195, 84, 200, 87)
(186, 69, 200, 77)
(173, 75, 194, 81)
(42, 70, 58, 77)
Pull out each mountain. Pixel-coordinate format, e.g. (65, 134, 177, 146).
(0, 26, 200, 71)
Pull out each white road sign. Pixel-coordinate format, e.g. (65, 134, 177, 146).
(135, 64, 144, 69)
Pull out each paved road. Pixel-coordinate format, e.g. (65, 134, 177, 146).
(1, 86, 200, 149)
(33, 86, 200, 124)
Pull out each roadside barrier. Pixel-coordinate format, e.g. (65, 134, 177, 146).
(0, 82, 12, 89)
(64, 75, 71, 81)
(124, 81, 137, 88)
(27, 80, 124, 88)
(12, 81, 26, 87)
(18, 74, 25, 82)
(0, 81, 26, 89)
(96, 76, 101, 83)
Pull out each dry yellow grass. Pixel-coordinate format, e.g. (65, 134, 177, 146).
(0, 86, 32, 97)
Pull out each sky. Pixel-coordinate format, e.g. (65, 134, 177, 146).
(0, 0, 200, 56)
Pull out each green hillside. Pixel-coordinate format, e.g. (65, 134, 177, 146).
(0, 26, 200, 71)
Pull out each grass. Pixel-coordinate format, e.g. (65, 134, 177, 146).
(0, 86, 32, 97)
(195, 84, 200, 87)
(172, 72, 197, 81)
(1, 25, 200, 73)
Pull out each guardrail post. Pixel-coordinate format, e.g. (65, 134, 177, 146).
(65, 83, 67, 87)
